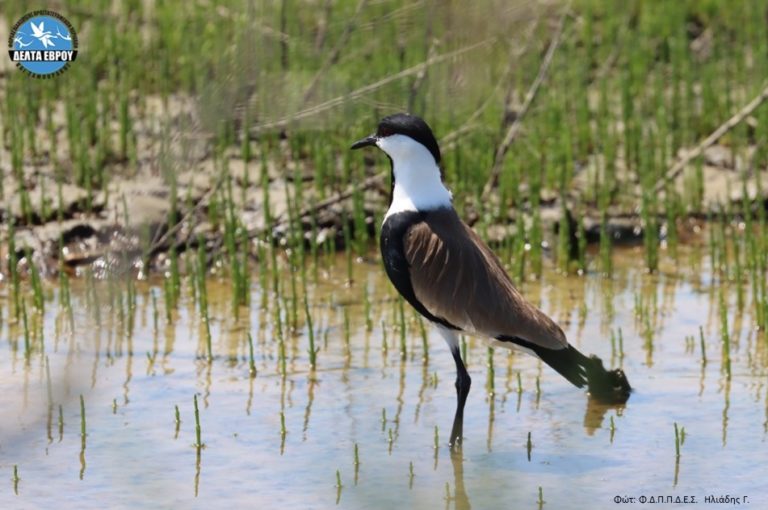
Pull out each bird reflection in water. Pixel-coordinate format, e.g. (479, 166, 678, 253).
(448, 451, 471, 510)
(444, 395, 628, 510)
(583, 395, 627, 436)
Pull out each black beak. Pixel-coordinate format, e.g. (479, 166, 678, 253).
(350, 135, 377, 150)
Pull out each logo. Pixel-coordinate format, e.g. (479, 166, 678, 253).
(8, 10, 78, 78)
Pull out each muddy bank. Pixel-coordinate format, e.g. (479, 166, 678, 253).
(1, 95, 767, 280)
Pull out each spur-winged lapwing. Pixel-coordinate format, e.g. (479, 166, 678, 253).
(351, 113, 631, 448)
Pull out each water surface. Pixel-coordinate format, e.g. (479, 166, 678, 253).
(0, 244, 766, 508)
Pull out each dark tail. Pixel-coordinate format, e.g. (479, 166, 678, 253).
(536, 345, 632, 404)
(497, 336, 632, 404)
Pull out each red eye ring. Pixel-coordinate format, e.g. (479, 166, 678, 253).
(377, 126, 394, 138)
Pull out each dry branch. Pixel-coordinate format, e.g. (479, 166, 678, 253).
(440, 15, 543, 153)
(654, 83, 768, 193)
(301, 0, 369, 106)
(481, 7, 569, 199)
(294, 171, 387, 221)
(250, 38, 495, 134)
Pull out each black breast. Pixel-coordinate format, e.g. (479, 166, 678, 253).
(379, 211, 459, 330)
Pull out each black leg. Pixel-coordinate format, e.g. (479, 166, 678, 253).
(449, 345, 471, 449)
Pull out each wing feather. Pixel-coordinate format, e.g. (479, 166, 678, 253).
(404, 209, 567, 351)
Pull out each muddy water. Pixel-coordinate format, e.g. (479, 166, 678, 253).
(0, 244, 766, 509)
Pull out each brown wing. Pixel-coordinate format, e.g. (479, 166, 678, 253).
(404, 209, 567, 350)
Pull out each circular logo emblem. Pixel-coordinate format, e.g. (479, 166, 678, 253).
(7, 10, 78, 78)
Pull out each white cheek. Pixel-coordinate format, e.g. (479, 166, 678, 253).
(376, 137, 398, 155)
(381, 135, 452, 218)
(377, 135, 416, 159)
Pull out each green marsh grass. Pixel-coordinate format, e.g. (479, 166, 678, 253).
(398, 298, 407, 360)
(247, 332, 257, 377)
(305, 296, 317, 370)
(29, 251, 44, 315)
(1, 212, 768, 504)
(8, 221, 21, 320)
(2, 1, 768, 504)
(718, 289, 732, 379)
(486, 347, 495, 397)
(381, 320, 389, 354)
(193, 394, 203, 448)
(3, 0, 768, 288)
(343, 307, 351, 358)
(278, 335, 287, 377)
(57, 405, 64, 441)
(363, 285, 373, 332)
(335, 469, 343, 504)
(418, 316, 429, 361)
(22, 301, 30, 358)
(174, 405, 181, 437)
(80, 395, 86, 438)
(526, 431, 533, 461)
(12, 465, 20, 495)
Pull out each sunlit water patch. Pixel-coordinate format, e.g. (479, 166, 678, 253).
(0, 245, 766, 509)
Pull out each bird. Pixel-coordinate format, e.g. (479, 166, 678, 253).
(55, 26, 72, 41)
(30, 21, 56, 48)
(351, 113, 631, 448)
(13, 35, 33, 48)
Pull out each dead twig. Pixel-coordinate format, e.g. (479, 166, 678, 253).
(301, 0, 369, 106)
(481, 7, 569, 199)
(313, 0, 334, 51)
(407, 7, 437, 113)
(440, 14, 543, 153)
(250, 171, 388, 239)
(295, 171, 386, 221)
(654, 83, 768, 193)
(250, 38, 495, 134)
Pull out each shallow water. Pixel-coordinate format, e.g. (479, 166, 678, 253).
(1, 244, 766, 509)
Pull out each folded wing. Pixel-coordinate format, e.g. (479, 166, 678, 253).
(404, 209, 567, 351)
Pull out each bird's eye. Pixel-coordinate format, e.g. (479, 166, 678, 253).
(377, 126, 394, 137)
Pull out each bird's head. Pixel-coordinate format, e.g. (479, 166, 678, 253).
(351, 113, 441, 168)
(352, 113, 451, 214)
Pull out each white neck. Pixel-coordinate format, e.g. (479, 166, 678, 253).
(379, 134, 452, 220)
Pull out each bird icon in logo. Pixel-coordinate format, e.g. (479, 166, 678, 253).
(30, 21, 56, 48)
(56, 26, 72, 41)
(13, 35, 33, 48)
